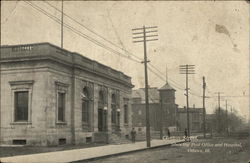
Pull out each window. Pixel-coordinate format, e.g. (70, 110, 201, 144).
(111, 94, 116, 124)
(82, 101, 89, 123)
(14, 91, 28, 121)
(13, 139, 26, 145)
(55, 81, 69, 124)
(192, 113, 199, 122)
(192, 122, 200, 131)
(82, 87, 89, 124)
(124, 104, 128, 124)
(9, 80, 34, 124)
(98, 89, 107, 132)
(86, 137, 92, 143)
(98, 91, 104, 109)
(117, 111, 120, 127)
(58, 92, 65, 122)
(58, 138, 66, 145)
(138, 110, 142, 115)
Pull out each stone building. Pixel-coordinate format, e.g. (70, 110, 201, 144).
(0, 43, 133, 146)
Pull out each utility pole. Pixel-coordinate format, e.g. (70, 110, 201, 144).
(225, 100, 229, 136)
(179, 65, 195, 137)
(61, 0, 64, 48)
(160, 99, 163, 139)
(202, 76, 206, 138)
(218, 92, 221, 133)
(215, 92, 223, 134)
(132, 26, 158, 147)
(0, 0, 2, 145)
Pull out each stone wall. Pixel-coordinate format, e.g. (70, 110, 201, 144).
(0, 64, 49, 145)
(0, 43, 133, 146)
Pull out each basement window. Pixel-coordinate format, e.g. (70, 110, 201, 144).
(13, 139, 26, 145)
(86, 137, 92, 143)
(58, 138, 66, 145)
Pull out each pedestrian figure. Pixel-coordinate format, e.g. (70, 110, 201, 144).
(167, 128, 171, 139)
(130, 128, 136, 143)
(184, 129, 188, 138)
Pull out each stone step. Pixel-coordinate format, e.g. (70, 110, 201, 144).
(109, 133, 131, 144)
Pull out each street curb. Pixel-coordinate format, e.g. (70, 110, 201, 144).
(71, 140, 186, 163)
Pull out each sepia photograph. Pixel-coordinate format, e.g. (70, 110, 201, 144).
(0, 0, 249, 163)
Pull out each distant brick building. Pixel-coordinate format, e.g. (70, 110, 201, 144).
(177, 107, 203, 132)
(131, 87, 161, 132)
(0, 43, 133, 146)
(159, 82, 178, 132)
(131, 82, 178, 135)
(131, 82, 205, 135)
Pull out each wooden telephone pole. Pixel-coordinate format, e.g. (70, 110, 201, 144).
(202, 76, 206, 138)
(215, 92, 223, 133)
(179, 65, 195, 137)
(132, 26, 158, 147)
(225, 100, 229, 136)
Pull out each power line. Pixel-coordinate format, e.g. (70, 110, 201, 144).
(45, 1, 189, 92)
(24, 1, 142, 64)
(31, 1, 207, 98)
(1, 1, 19, 25)
(204, 95, 250, 98)
(132, 25, 159, 148)
(25, 1, 218, 100)
(61, 0, 63, 48)
(25, 1, 189, 94)
(43, 0, 194, 92)
(148, 65, 205, 98)
(148, 63, 207, 98)
(149, 63, 186, 88)
(43, 1, 143, 62)
(148, 67, 186, 91)
(179, 64, 196, 137)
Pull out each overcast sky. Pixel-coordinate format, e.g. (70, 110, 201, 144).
(1, 1, 249, 120)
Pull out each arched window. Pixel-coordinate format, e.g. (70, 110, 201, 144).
(111, 94, 116, 124)
(82, 87, 90, 124)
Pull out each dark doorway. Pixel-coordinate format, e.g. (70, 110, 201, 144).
(98, 108, 103, 131)
(98, 90, 107, 132)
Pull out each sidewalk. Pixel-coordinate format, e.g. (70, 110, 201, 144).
(0, 139, 185, 163)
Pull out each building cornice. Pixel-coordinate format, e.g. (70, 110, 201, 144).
(1, 43, 134, 88)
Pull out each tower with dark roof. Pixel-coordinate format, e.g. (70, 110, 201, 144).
(158, 74, 178, 132)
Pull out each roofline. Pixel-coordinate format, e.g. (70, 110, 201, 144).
(1, 42, 133, 82)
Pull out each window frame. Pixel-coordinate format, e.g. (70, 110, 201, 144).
(123, 98, 129, 126)
(14, 91, 29, 122)
(124, 104, 128, 124)
(9, 80, 34, 125)
(82, 99, 89, 124)
(82, 87, 90, 125)
(57, 91, 66, 122)
(111, 94, 117, 124)
(55, 81, 69, 125)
